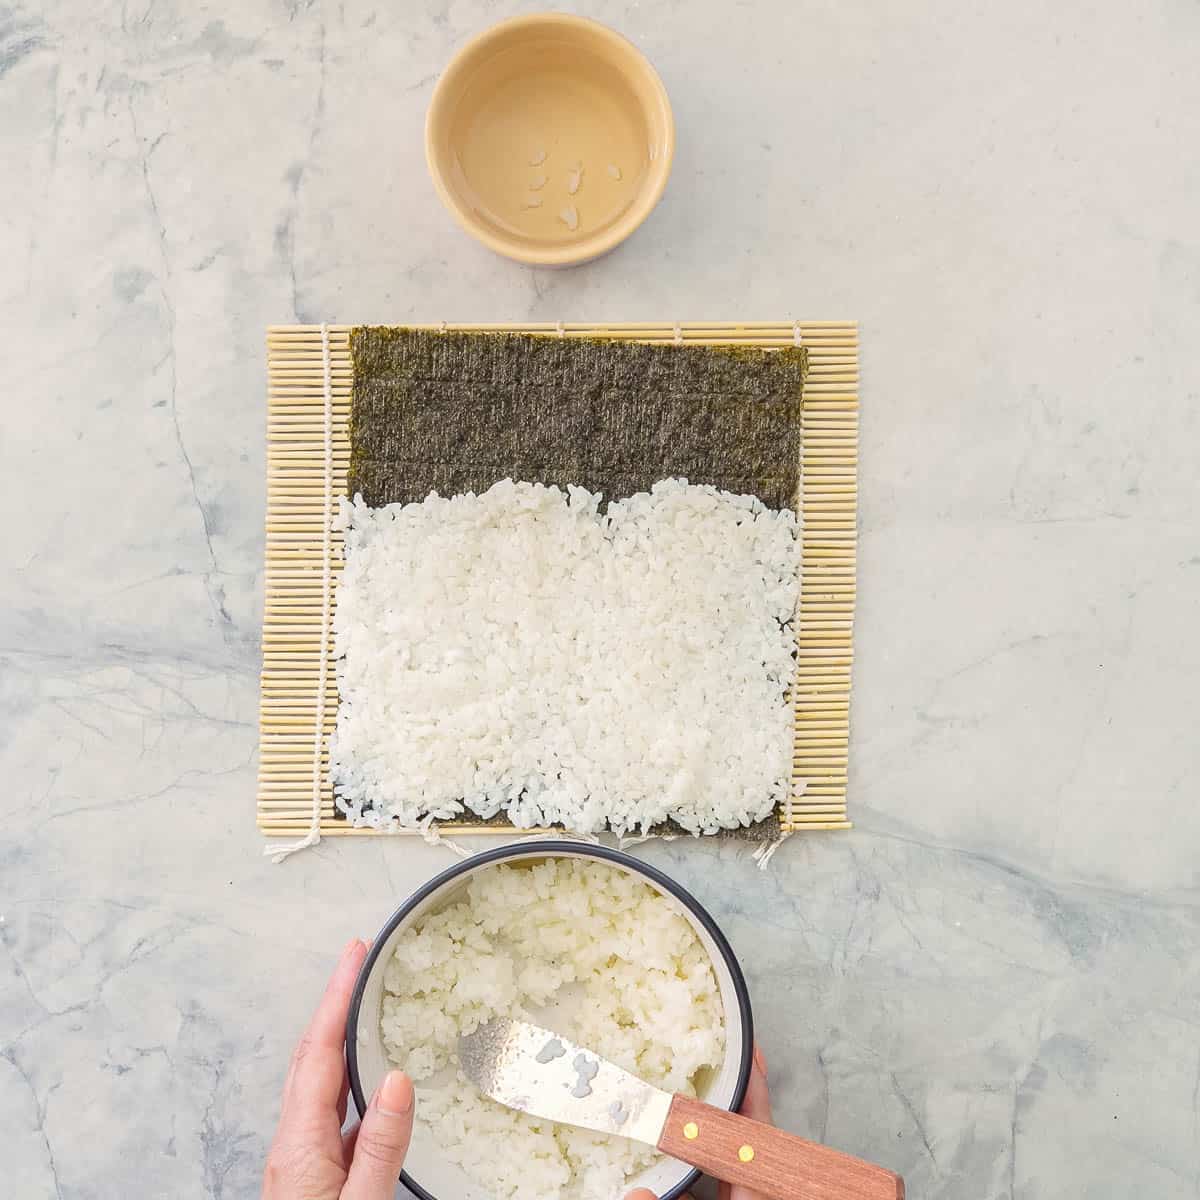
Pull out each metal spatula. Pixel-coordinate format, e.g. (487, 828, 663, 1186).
(459, 1018, 904, 1200)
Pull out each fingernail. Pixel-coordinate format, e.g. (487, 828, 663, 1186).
(341, 938, 363, 962)
(378, 1070, 414, 1116)
(753, 1043, 768, 1077)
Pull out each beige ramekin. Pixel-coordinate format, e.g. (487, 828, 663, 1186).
(425, 13, 675, 267)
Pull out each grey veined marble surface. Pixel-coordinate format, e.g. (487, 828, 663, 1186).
(3, 1, 1200, 1197)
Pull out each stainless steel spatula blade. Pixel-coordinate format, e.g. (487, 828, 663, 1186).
(458, 1017, 671, 1144)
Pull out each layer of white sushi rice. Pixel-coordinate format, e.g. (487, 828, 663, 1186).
(330, 478, 800, 834)
(379, 858, 726, 1200)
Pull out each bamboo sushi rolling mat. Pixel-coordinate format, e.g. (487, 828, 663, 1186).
(260, 322, 858, 842)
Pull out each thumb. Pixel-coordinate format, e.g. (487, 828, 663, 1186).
(343, 1071, 415, 1199)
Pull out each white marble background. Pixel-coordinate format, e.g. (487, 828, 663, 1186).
(3, 1, 1199, 1196)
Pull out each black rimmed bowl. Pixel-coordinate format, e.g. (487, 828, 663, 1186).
(346, 841, 753, 1200)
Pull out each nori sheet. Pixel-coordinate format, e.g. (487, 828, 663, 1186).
(348, 328, 806, 511)
(340, 327, 809, 842)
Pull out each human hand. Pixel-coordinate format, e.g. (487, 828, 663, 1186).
(264, 939, 415, 1200)
(623, 1041, 773, 1200)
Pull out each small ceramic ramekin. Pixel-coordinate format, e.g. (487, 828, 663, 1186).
(425, 14, 675, 267)
(347, 841, 752, 1200)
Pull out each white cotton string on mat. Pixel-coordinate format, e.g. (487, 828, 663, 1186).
(752, 836, 787, 870)
(414, 815, 472, 858)
(266, 323, 335, 864)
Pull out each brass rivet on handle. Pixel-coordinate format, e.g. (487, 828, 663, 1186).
(738, 1145, 755, 1163)
(683, 1122, 699, 1140)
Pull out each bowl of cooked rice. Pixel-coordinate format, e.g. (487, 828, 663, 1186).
(347, 842, 752, 1200)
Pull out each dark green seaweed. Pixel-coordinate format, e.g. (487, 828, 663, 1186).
(348, 327, 806, 511)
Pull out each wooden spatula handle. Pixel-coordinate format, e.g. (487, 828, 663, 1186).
(658, 1094, 904, 1200)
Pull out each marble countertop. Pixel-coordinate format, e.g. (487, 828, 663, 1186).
(4, 1, 1199, 1196)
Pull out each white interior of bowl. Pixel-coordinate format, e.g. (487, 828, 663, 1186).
(351, 848, 747, 1200)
